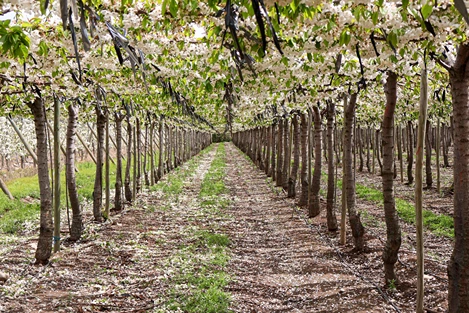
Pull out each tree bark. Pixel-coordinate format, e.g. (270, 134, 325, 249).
(447, 43, 469, 313)
(299, 114, 309, 207)
(407, 121, 414, 184)
(344, 93, 365, 251)
(115, 112, 125, 212)
(309, 106, 322, 218)
(124, 115, 132, 202)
(28, 97, 53, 264)
(288, 115, 300, 198)
(381, 71, 401, 286)
(276, 119, 284, 187)
(282, 119, 290, 190)
(93, 106, 106, 222)
(425, 119, 433, 189)
(326, 102, 338, 231)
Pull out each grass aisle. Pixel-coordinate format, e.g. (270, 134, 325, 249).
(0, 143, 234, 313)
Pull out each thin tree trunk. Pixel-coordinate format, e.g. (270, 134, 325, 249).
(104, 110, 110, 218)
(288, 115, 300, 198)
(124, 116, 132, 202)
(376, 129, 383, 174)
(436, 118, 441, 194)
(309, 106, 322, 217)
(93, 106, 105, 222)
(366, 126, 371, 172)
(114, 112, 124, 212)
(265, 125, 271, 176)
(398, 125, 404, 183)
(158, 119, 164, 180)
(271, 124, 276, 181)
(53, 96, 61, 253)
(150, 121, 155, 185)
(276, 119, 284, 187)
(425, 119, 433, 189)
(344, 93, 365, 251)
(358, 125, 363, 172)
(326, 102, 338, 231)
(282, 119, 290, 190)
(28, 97, 53, 264)
(382, 71, 401, 286)
(136, 118, 142, 194)
(415, 68, 428, 313)
(407, 121, 414, 184)
(299, 114, 309, 206)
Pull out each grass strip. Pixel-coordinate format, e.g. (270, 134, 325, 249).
(335, 179, 454, 238)
(166, 143, 232, 313)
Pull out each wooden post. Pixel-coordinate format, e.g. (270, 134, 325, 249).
(436, 118, 441, 194)
(104, 113, 110, 218)
(0, 177, 13, 200)
(53, 97, 61, 253)
(415, 68, 428, 313)
(76, 132, 97, 164)
(7, 116, 38, 164)
(340, 96, 347, 245)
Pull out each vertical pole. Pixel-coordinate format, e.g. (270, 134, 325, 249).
(104, 112, 110, 218)
(415, 68, 428, 313)
(53, 96, 61, 253)
(436, 118, 441, 194)
(340, 96, 348, 245)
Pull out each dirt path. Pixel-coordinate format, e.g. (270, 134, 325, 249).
(1, 146, 218, 312)
(1, 142, 447, 313)
(223, 143, 394, 312)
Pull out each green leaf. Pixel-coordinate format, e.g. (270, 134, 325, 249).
(205, 81, 213, 93)
(161, 0, 169, 16)
(307, 52, 312, 62)
(372, 11, 379, 25)
(421, 3, 433, 20)
(169, 0, 178, 17)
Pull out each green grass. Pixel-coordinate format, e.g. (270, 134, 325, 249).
(166, 143, 232, 313)
(340, 180, 454, 238)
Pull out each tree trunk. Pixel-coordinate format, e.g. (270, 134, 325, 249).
(114, 112, 124, 212)
(398, 125, 404, 183)
(407, 121, 414, 184)
(28, 97, 53, 264)
(366, 127, 371, 172)
(53, 96, 61, 253)
(309, 106, 322, 218)
(381, 71, 401, 286)
(326, 102, 338, 231)
(282, 119, 290, 190)
(299, 114, 309, 207)
(376, 129, 383, 174)
(265, 125, 271, 176)
(271, 123, 276, 181)
(288, 115, 300, 198)
(158, 119, 164, 180)
(447, 43, 469, 313)
(415, 68, 429, 313)
(136, 118, 142, 194)
(124, 116, 132, 202)
(104, 110, 110, 218)
(358, 126, 364, 172)
(93, 106, 105, 222)
(276, 119, 284, 187)
(344, 93, 365, 251)
(425, 119, 433, 189)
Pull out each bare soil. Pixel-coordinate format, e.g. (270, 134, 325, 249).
(0, 142, 450, 312)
